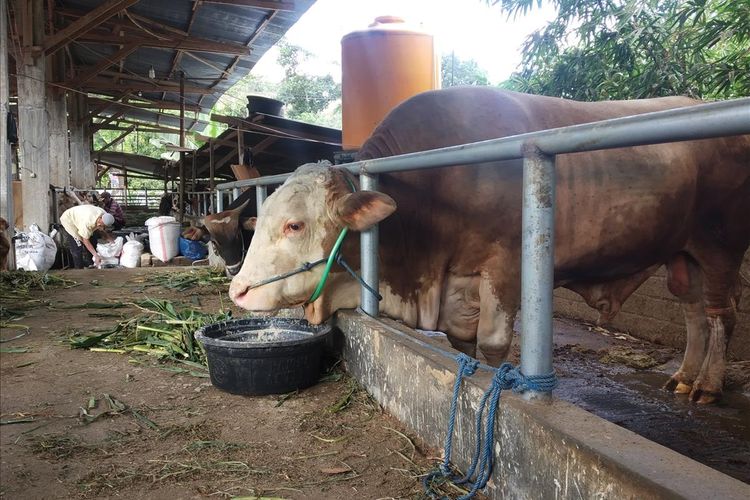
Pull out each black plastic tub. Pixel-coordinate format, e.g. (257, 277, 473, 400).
(195, 318, 331, 396)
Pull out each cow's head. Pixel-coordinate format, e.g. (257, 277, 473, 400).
(201, 200, 255, 276)
(228, 161, 396, 322)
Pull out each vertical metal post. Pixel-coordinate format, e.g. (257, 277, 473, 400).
(178, 71, 186, 223)
(216, 189, 224, 212)
(256, 185, 267, 214)
(232, 187, 239, 202)
(359, 172, 379, 317)
(520, 146, 556, 399)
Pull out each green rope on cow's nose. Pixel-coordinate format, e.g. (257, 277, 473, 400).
(307, 227, 349, 303)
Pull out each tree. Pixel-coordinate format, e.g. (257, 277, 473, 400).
(441, 53, 490, 87)
(213, 73, 276, 118)
(276, 41, 341, 124)
(490, 0, 750, 100)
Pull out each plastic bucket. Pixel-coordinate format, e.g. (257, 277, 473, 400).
(145, 216, 181, 262)
(195, 318, 332, 396)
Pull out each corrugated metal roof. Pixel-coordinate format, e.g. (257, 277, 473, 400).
(59, 0, 315, 132)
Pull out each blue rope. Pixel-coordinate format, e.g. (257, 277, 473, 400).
(423, 355, 557, 499)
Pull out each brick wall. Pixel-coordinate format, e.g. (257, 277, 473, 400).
(553, 250, 750, 360)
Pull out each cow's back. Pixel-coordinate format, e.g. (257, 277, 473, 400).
(357, 86, 750, 288)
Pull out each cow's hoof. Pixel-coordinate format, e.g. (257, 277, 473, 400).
(674, 382, 692, 394)
(689, 388, 721, 405)
(665, 374, 693, 394)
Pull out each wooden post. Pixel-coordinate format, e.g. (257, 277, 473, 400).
(18, 0, 51, 231)
(178, 71, 185, 223)
(208, 138, 215, 190)
(0, 0, 15, 268)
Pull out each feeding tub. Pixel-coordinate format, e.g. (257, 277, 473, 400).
(195, 318, 332, 396)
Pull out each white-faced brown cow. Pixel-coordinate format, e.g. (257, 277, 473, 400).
(183, 199, 255, 276)
(229, 87, 750, 404)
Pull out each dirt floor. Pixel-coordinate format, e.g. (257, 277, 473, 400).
(0, 268, 444, 500)
(2, 267, 749, 499)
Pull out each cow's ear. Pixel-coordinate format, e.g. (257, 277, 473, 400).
(334, 191, 396, 231)
(240, 217, 256, 231)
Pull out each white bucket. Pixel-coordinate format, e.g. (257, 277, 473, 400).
(145, 216, 181, 262)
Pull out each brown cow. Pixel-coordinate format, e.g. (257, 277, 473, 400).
(228, 87, 750, 404)
(183, 200, 256, 276)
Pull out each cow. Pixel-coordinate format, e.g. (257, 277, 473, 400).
(182, 188, 260, 276)
(228, 87, 750, 404)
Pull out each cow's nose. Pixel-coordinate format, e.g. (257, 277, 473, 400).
(228, 279, 250, 304)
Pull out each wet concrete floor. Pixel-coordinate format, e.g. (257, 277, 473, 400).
(550, 318, 750, 484)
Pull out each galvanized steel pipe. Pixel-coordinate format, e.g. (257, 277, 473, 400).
(216, 190, 224, 212)
(359, 173, 380, 317)
(520, 147, 556, 399)
(256, 185, 267, 215)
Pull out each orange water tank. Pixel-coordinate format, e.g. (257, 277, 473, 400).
(341, 16, 440, 150)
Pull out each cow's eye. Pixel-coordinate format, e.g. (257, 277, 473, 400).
(284, 222, 304, 235)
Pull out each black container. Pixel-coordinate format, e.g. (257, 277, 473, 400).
(246, 95, 284, 116)
(195, 318, 331, 396)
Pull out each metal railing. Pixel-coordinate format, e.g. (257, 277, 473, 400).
(215, 97, 750, 397)
(52, 187, 216, 217)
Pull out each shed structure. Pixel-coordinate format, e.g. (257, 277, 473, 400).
(1, 0, 321, 236)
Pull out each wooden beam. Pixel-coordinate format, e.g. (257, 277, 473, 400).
(92, 109, 125, 132)
(195, 135, 236, 148)
(44, 0, 141, 55)
(215, 147, 238, 170)
(69, 42, 140, 87)
(211, 10, 275, 88)
(251, 134, 278, 154)
(90, 96, 201, 112)
(182, 50, 232, 78)
(212, 113, 340, 144)
(97, 123, 185, 134)
(96, 125, 135, 151)
(197, 0, 295, 10)
(83, 79, 213, 94)
(76, 32, 251, 55)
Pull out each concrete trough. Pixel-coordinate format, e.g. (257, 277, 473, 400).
(335, 311, 750, 499)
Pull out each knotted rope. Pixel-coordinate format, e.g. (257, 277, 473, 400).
(423, 354, 557, 499)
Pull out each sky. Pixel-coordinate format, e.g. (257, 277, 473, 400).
(254, 0, 557, 85)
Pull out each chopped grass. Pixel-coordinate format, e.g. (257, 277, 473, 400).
(67, 298, 231, 370)
(0, 271, 78, 295)
(133, 268, 230, 292)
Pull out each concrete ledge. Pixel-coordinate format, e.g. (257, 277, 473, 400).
(336, 311, 750, 499)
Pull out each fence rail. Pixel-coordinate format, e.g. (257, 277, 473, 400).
(215, 97, 750, 396)
(52, 187, 215, 217)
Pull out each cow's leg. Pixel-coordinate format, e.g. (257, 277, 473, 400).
(664, 253, 707, 395)
(476, 274, 518, 367)
(691, 272, 741, 404)
(687, 246, 743, 404)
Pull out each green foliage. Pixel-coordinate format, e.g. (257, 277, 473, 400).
(212, 73, 277, 119)
(92, 128, 165, 158)
(490, 0, 750, 100)
(210, 41, 342, 128)
(441, 53, 490, 87)
(276, 41, 342, 124)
